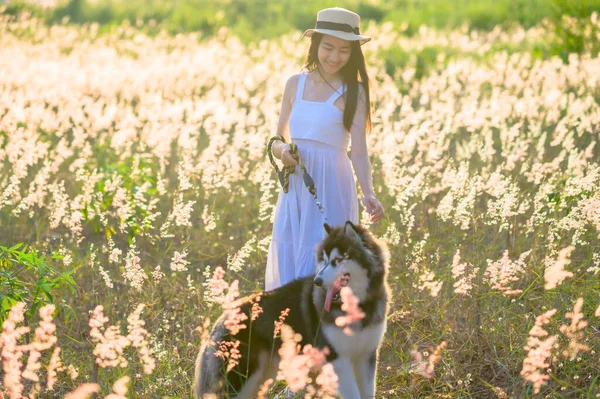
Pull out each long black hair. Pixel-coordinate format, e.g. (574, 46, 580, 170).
(302, 32, 372, 133)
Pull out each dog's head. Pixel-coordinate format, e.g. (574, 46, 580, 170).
(314, 221, 388, 308)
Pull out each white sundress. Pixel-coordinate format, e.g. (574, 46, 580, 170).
(265, 72, 359, 291)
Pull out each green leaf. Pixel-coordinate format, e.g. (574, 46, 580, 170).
(58, 273, 77, 290)
(1, 295, 18, 312)
(9, 243, 24, 251)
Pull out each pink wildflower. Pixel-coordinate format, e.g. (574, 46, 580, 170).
(67, 364, 79, 379)
(528, 309, 557, 338)
(315, 363, 338, 398)
(544, 246, 575, 290)
(152, 266, 165, 283)
(1, 302, 29, 399)
(250, 293, 263, 321)
(89, 304, 155, 373)
(47, 347, 63, 390)
(559, 298, 589, 359)
(22, 350, 41, 382)
(277, 325, 310, 392)
(521, 309, 558, 393)
(194, 318, 211, 349)
(33, 304, 57, 351)
(89, 305, 109, 329)
(105, 376, 130, 399)
(171, 194, 196, 227)
(334, 287, 365, 335)
(484, 250, 530, 295)
(1, 303, 62, 397)
(170, 250, 190, 272)
(126, 304, 156, 374)
(122, 242, 147, 291)
(273, 308, 290, 337)
(451, 249, 479, 296)
(64, 383, 100, 399)
(276, 325, 334, 394)
(410, 341, 447, 379)
(109, 247, 122, 263)
(204, 266, 228, 303)
(22, 304, 59, 384)
(89, 306, 128, 369)
(257, 378, 274, 399)
(222, 280, 248, 335)
(302, 344, 330, 368)
(214, 340, 242, 372)
(417, 270, 443, 297)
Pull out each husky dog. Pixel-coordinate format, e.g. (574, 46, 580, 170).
(193, 221, 390, 398)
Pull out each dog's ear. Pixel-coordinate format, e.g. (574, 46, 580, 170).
(323, 223, 331, 235)
(344, 221, 361, 243)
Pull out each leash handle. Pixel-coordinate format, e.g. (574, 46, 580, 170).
(267, 135, 294, 192)
(267, 136, 328, 222)
(267, 135, 302, 167)
(267, 135, 284, 177)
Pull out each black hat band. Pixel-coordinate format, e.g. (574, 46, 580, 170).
(315, 21, 360, 35)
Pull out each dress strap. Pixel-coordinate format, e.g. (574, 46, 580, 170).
(325, 83, 347, 105)
(296, 73, 307, 102)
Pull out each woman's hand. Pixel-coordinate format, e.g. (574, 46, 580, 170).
(361, 195, 384, 223)
(281, 144, 300, 167)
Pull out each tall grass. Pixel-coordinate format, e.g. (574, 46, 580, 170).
(1, 7, 600, 399)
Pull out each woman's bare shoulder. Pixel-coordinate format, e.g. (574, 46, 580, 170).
(283, 73, 303, 104)
(285, 73, 302, 89)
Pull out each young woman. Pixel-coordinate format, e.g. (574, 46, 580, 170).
(266, 7, 384, 291)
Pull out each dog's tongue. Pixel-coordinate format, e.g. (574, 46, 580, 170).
(324, 276, 345, 312)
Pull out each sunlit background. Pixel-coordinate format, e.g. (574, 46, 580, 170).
(1, 0, 600, 397)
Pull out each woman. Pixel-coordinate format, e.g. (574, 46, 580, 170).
(266, 7, 384, 291)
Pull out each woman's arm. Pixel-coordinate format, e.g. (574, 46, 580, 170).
(350, 85, 384, 222)
(271, 75, 300, 166)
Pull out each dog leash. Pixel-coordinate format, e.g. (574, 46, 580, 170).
(267, 135, 328, 223)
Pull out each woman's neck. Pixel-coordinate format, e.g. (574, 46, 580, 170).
(315, 64, 343, 85)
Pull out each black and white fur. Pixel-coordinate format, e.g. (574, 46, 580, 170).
(193, 221, 390, 398)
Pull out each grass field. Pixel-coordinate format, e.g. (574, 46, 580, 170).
(1, 2, 600, 399)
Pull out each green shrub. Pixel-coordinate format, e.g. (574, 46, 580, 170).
(0, 244, 76, 324)
(547, 0, 600, 60)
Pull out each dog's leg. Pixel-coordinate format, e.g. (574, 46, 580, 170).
(353, 351, 377, 398)
(331, 357, 360, 399)
(234, 369, 264, 399)
(193, 341, 225, 398)
(234, 351, 272, 399)
(193, 322, 235, 398)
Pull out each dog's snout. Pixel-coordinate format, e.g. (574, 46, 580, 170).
(314, 276, 323, 286)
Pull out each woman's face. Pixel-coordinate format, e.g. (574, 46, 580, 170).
(317, 35, 352, 75)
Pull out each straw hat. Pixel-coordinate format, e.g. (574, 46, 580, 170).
(303, 7, 371, 45)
